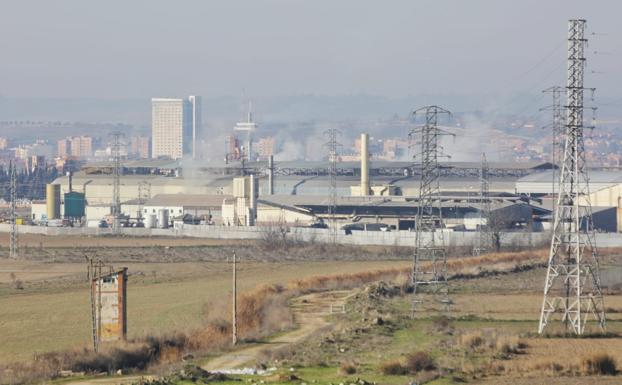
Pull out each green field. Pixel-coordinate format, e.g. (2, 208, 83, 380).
(0, 259, 409, 363)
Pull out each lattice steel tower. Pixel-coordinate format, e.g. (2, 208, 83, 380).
(473, 153, 492, 256)
(542, 85, 566, 205)
(110, 132, 123, 233)
(324, 129, 341, 242)
(137, 181, 151, 223)
(9, 161, 18, 259)
(538, 19, 606, 335)
(411, 106, 453, 314)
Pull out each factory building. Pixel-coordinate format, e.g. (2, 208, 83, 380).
(31, 157, 570, 231)
(516, 170, 622, 196)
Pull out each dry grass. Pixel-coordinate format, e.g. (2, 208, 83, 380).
(379, 351, 435, 376)
(458, 329, 527, 358)
(0, 259, 426, 384)
(0, 260, 406, 363)
(405, 351, 436, 372)
(0, 232, 246, 249)
(379, 360, 408, 375)
(489, 337, 622, 378)
(0, 248, 555, 384)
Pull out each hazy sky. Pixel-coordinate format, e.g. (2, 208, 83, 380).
(0, 0, 620, 100)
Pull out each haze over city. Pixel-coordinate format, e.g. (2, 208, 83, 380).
(1, 1, 621, 114)
(1, 3, 622, 385)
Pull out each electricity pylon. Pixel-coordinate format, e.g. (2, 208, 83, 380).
(411, 106, 453, 314)
(324, 129, 342, 243)
(473, 153, 492, 256)
(9, 161, 18, 259)
(110, 132, 123, 233)
(541, 85, 565, 210)
(538, 19, 606, 335)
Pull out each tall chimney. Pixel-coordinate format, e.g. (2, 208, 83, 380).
(360, 133, 370, 196)
(268, 155, 274, 195)
(66, 171, 73, 193)
(249, 174, 258, 225)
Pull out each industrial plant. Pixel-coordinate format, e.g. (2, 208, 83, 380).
(1, 8, 621, 385)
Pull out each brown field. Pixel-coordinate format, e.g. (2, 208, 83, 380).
(0, 233, 246, 248)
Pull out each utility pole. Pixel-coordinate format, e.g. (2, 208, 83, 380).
(542, 85, 565, 208)
(473, 153, 492, 256)
(268, 155, 275, 195)
(324, 129, 342, 243)
(9, 161, 18, 259)
(232, 251, 238, 346)
(110, 132, 123, 233)
(87, 257, 104, 353)
(538, 19, 606, 335)
(410, 106, 453, 314)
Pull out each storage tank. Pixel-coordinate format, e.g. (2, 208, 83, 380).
(46, 184, 61, 219)
(145, 214, 157, 229)
(157, 209, 169, 229)
(64, 191, 86, 218)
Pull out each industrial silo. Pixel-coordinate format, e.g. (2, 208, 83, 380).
(46, 184, 61, 219)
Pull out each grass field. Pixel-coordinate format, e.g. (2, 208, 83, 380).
(0, 258, 410, 363)
(212, 263, 622, 385)
(2, 240, 621, 385)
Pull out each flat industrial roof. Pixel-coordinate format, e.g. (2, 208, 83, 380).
(518, 170, 622, 184)
(145, 194, 232, 207)
(207, 160, 554, 170)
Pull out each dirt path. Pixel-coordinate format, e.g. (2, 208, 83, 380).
(60, 290, 352, 385)
(203, 290, 353, 372)
(58, 376, 148, 385)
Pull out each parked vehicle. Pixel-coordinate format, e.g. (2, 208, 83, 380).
(342, 223, 390, 235)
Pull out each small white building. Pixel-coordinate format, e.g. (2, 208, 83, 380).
(30, 201, 47, 222)
(143, 194, 231, 223)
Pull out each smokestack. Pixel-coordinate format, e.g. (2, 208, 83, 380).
(66, 171, 73, 193)
(268, 155, 274, 195)
(249, 174, 258, 225)
(360, 133, 370, 196)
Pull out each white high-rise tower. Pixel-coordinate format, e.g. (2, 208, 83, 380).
(234, 102, 257, 161)
(151, 96, 202, 160)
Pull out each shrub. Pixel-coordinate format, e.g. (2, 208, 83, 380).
(405, 351, 435, 373)
(432, 315, 452, 333)
(582, 353, 617, 375)
(339, 361, 357, 375)
(379, 360, 408, 375)
(10, 272, 24, 290)
(459, 331, 485, 350)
